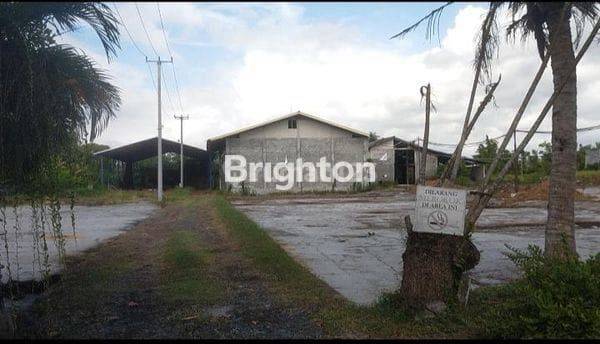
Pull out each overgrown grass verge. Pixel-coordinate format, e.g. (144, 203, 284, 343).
(577, 170, 600, 186)
(477, 246, 600, 339)
(74, 188, 155, 205)
(210, 194, 472, 338)
(159, 229, 225, 305)
(211, 194, 600, 338)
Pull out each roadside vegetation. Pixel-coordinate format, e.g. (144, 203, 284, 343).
(213, 193, 600, 338)
(3, 1, 600, 339)
(11, 190, 600, 339)
(160, 229, 225, 306)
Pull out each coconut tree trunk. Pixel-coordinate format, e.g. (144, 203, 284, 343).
(545, 5, 577, 259)
(400, 217, 479, 309)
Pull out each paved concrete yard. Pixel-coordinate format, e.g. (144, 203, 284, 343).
(579, 186, 600, 201)
(0, 202, 157, 282)
(233, 191, 600, 305)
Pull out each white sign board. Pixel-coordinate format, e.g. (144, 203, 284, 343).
(415, 185, 467, 236)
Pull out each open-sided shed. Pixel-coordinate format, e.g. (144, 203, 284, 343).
(94, 137, 209, 189)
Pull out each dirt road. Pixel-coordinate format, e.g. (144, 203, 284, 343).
(18, 195, 322, 339)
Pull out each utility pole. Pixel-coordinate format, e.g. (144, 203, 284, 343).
(146, 56, 172, 202)
(513, 131, 519, 193)
(418, 83, 431, 185)
(174, 114, 190, 188)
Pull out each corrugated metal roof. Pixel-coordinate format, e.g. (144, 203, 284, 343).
(369, 136, 484, 165)
(207, 111, 370, 142)
(93, 137, 207, 162)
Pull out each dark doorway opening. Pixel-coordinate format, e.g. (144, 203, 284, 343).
(395, 149, 415, 184)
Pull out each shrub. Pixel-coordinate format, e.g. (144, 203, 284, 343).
(483, 245, 600, 338)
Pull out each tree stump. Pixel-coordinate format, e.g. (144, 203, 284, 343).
(400, 216, 480, 308)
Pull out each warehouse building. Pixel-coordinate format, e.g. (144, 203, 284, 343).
(94, 137, 209, 189)
(369, 136, 486, 184)
(207, 111, 371, 194)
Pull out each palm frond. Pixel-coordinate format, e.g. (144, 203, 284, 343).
(42, 44, 121, 141)
(7, 2, 121, 60)
(571, 2, 599, 49)
(1, 3, 121, 183)
(390, 2, 453, 41)
(506, 3, 548, 59)
(475, 2, 502, 85)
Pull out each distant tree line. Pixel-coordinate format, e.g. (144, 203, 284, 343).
(474, 136, 600, 178)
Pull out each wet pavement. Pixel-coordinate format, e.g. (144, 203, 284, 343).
(233, 191, 600, 305)
(0, 202, 157, 282)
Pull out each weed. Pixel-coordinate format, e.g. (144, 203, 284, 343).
(471, 245, 600, 339)
(160, 230, 225, 305)
(69, 192, 76, 246)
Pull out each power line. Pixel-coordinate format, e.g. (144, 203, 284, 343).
(146, 63, 157, 91)
(113, 4, 176, 112)
(161, 67, 178, 115)
(132, 2, 178, 114)
(135, 2, 159, 57)
(423, 123, 600, 148)
(169, 65, 185, 114)
(156, 3, 173, 56)
(515, 123, 600, 134)
(156, 2, 185, 113)
(113, 3, 148, 58)
(113, 3, 158, 96)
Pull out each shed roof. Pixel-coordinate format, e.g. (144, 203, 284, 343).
(369, 136, 484, 165)
(207, 111, 370, 142)
(93, 137, 207, 162)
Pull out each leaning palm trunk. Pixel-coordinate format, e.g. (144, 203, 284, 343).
(479, 53, 550, 188)
(441, 6, 498, 183)
(438, 74, 501, 187)
(466, 17, 600, 236)
(447, 60, 483, 182)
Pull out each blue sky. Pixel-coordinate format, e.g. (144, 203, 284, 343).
(63, 2, 600, 155)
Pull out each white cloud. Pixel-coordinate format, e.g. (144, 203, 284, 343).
(81, 3, 600, 156)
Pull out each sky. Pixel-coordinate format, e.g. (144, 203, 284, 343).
(62, 2, 600, 156)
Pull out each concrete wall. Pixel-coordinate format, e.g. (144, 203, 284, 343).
(239, 116, 356, 139)
(224, 137, 370, 194)
(414, 150, 439, 179)
(369, 140, 439, 184)
(369, 138, 395, 183)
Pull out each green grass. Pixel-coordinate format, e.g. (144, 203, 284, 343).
(576, 170, 600, 186)
(492, 169, 600, 187)
(163, 187, 195, 204)
(502, 171, 548, 185)
(159, 229, 225, 305)
(212, 194, 333, 302)
(75, 188, 155, 205)
(211, 194, 475, 338)
(214, 193, 591, 338)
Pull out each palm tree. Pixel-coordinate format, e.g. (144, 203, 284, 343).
(393, 2, 599, 259)
(0, 3, 121, 187)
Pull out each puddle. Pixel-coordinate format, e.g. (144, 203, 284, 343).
(0, 201, 157, 283)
